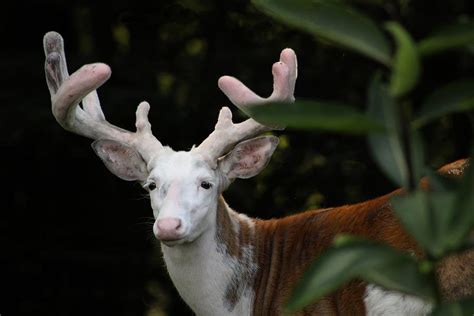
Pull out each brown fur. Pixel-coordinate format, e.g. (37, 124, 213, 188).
(251, 190, 415, 315)
(216, 159, 473, 315)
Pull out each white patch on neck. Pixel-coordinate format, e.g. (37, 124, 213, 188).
(364, 284, 432, 316)
(161, 223, 255, 316)
(221, 243, 257, 311)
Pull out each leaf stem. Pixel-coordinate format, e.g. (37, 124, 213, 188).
(399, 101, 416, 191)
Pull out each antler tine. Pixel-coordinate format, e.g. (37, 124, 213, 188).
(43, 31, 163, 162)
(218, 48, 297, 109)
(195, 48, 297, 165)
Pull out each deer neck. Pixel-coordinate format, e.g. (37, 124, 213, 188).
(160, 196, 257, 316)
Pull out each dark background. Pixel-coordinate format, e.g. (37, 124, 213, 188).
(1, 1, 472, 315)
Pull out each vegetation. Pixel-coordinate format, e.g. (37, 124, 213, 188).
(249, 0, 474, 314)
(4, 0, 472, 315)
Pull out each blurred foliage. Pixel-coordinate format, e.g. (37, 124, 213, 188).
(287, 236, 437, 310)
(250, 0, 474, 314)
(1, 0, 472, 315)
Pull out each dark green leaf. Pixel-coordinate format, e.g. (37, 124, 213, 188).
(418, 21, 474, 56)
(391, 191, 435, 254)
(246, 100, 384, 133)
(413, 80, 474, 128)
(423, 170, 462, 192)
(385, 22, 421, 97)
(409, 129, 425, 185)
(391, 175, 473, 258)
(431, 298, 474, 316)
(286, 237, 435, 312)
(252, 0, 391, 65)
(367, 76, 409, 186)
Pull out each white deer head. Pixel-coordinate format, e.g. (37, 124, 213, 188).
(43, 31, 297, 247)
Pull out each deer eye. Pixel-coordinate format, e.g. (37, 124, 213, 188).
(145, 182, 157, 191)
(200, 181, 212, 190)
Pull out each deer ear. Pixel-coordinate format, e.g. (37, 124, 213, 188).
(92, 139, 148, 182)
(219, 136, 279, 180)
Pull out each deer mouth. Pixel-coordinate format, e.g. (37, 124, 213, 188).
(159, 238, 186, 247)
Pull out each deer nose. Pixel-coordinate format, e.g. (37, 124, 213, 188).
(155, 218, 183, 241)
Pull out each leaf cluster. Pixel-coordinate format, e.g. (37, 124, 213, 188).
(251, 0, 474, 313)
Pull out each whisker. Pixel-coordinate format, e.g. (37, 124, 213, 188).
(129, 216, 155, 234)
(145, 229, 158, 241)
(128, 191, 151, 202)
(135, 216, 155, 223)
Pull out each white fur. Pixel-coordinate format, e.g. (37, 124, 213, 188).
(364, 284, 432, 316)
(138, 139, 278, 315)
(148, 151, 219, 242)
(161, 222, 254, 316)
(146, 150, 256, 315)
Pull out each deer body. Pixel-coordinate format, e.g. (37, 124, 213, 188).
(43, 32, 473, 315)
(160, 161, 470, 315)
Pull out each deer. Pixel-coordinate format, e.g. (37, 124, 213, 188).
(43, 31, 473, 315)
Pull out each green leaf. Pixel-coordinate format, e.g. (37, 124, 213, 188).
(367, 76, 409, 186)
(246, 100, 384, 133)
(413, 80, 474, 128)
(409, 129, 425, 184)
(423, 169, 461, 193)
(286, 237, 435, 312)
(392, 191, 433, 255)
(391, 177, 473, 258)
(431, 298, 474, 316)
(391, 191, 455, 258)
(418, 21, 474, 56)
(252, 0, 391, 65)
(385, 22, 421, 97)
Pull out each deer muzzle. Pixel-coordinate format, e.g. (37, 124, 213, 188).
(154, 218, 183, 242)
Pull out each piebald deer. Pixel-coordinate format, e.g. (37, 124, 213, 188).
(43, 31, 473, 315)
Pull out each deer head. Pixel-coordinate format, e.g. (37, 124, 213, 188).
(43, 31, 297, 247)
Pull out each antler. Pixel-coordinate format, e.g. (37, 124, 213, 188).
(195, 48, 298, 163)
(43, 31, 163, 161)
